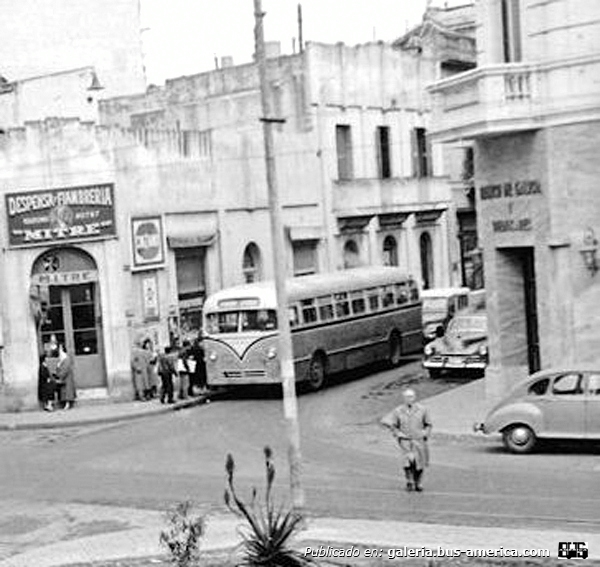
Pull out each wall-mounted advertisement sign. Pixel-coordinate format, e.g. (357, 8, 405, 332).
(142, 272, 160, 321)
(6, 184, 116, 247)
(131, 216, 165, 269)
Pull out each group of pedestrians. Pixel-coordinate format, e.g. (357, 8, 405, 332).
(37, 344, 76, 411)
(131, 337, 208, 405)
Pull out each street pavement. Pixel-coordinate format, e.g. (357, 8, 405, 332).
(0, 362, 599, 565)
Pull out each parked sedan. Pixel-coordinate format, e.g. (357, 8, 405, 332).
(422, 313, 488, 379)
(475, 367, 600, 453)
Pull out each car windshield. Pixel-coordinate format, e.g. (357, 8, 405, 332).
(206, 310, 277, 334)
(447, 316, 486, 335)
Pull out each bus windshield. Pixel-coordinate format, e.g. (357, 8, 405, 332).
(206, 309, 277, 334)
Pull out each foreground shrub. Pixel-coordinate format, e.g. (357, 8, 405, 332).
(224, 446, 311, 567)
(160, 501, 206, 567)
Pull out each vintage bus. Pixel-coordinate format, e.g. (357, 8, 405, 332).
(203, 266, 422, 390)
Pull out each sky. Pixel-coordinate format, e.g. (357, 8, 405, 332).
(140, 0, 453, 85)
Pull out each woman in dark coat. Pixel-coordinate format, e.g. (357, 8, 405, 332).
(55, 345, 76, 409)
(37, 353, 54, 411)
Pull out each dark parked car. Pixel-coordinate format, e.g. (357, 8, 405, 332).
(423, 312, 487, 379)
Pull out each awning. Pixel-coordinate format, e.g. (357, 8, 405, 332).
(167, 231, 217, 249)
(286, 225, 325, 242)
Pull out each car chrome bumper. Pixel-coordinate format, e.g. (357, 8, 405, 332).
(423, 360, 487, 370)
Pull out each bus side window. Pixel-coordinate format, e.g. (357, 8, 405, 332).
(367, 288, 380, 312)
(334, 292, 350, 318)
(382, 286, 395, 308)
(317, 295, 334, 321)
(395, 284, 408, 305)
(288, 306, 299, 328)
(301, 299, 317, 324)
(410, 284, 419, 302)
(350, 291, 366, 314)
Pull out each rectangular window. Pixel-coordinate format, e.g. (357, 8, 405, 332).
(293, 240, 318, 276)
(334, 292, 350, 318)
(175, 248, 206, 301)
(376, 126, 392, 179)
(412, 127, 431, 178)
(350, 291, 366, 314)
(382, 286, 395, 308)
(317, 295, 334, 321)
(395, 283, 409, 305)
(335, 125, 354, 180)
(501, 0, 522, 63)
(301, 299, 317, 324)
(367, 288, 380, 312)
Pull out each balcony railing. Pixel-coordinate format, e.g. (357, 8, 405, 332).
(429, 54, 600, 141)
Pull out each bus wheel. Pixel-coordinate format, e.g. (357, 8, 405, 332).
(307, 353, 327, 391)
(388, 332, 402, 367)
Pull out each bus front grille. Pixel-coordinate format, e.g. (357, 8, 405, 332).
(223, 369, 267, 380)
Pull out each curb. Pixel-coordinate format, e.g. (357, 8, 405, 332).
(0, 396, 208, 431)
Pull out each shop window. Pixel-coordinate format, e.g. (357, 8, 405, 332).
(412, 127, 431, 178)
(419, 232, 433, 290)
(336, 124, 354, 180)
(382, 235, 399, 267)
(376, 126, 392, 179)
(242, 242, 262, 283)
(382, 286, 395, 308)
(293, 240, 318, 276)
(343, 239, 361, 269)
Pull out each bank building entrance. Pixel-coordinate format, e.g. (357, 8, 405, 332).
(32, 248, 106, 389)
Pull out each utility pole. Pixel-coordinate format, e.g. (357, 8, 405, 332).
(297, 3, 304, 53)
(253, 0, 304, 513)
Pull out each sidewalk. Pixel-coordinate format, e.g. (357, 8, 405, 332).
(0, 395, 208, 431)
(0, 500, 598, 566)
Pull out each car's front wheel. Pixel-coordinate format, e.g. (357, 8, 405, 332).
(502, 424, 537, 454)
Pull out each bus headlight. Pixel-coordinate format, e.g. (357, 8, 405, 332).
(424, 344, 435, 357)
(267, 347, 277, 360)
(478, 345, 488, 357)
(208, 351, 218, 362)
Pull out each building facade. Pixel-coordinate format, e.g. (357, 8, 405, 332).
(430, 0, 600, 398)
(0, 37, 469, 408)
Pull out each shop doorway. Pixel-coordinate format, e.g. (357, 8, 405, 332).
(32, 248, 106, 389)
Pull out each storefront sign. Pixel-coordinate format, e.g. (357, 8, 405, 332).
(131, 216, 165, 268)
(479, 180, 541, 200)
(142, 273, 159, 321)
(6, 184, 116, 247)
(31, 270, 99, 286)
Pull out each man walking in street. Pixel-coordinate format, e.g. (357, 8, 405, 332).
(381, 388, 432, 492)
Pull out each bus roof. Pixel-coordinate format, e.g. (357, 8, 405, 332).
(421, 287, 470, 299)
(204, 266, 414, 311)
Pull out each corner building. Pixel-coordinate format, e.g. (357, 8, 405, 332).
(430, 0, 600, 398)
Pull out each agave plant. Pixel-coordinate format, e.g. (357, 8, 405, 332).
(224, 447, 311, 566)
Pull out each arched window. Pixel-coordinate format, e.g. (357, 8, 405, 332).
(382, 235, 398, 267)
(419, 232, 433, 290)
(242, 243, 262, 283)
(343, 239, 360, 269)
